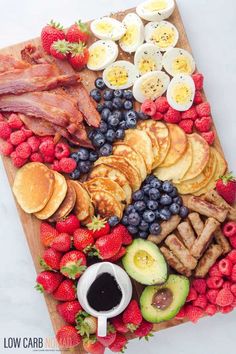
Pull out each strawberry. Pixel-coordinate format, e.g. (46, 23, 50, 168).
(134, 320, 153, 340)
(41, 20, 65, 54)
(181, 106, 198, 120)
(51, 233, 71, 252)
(111, 224, 132, 246)
(216, 172, 236, 205)
(68, 42, 89, 71)
(195, 116, 212, 132)
(185, 305, 204, 323)
(192, 73, 204, 90)
(122, 299, 142, 331)
(201, 131, 215, 145)
(57, 301, 83, 325)
(87, 216, 110, 239)
(76, 314, 97, 336)
(178, 119, 193, 134)
(73, 228, 94, 252)
(53, 279, 77, 301)
(50, 39, 70, 60)
(223, 222, 236, 238)
(66, 20, 90, 43)
(108, 333, 127, 353)
(107, 246, 126, 262)
(164, 107, 181, 123)
(40, 248, 62, 271)
(83, 336, 105, 354)
(111, 315, 128, 334)
(196, 102, 211, 117)
(56, 214, 80, 234)
(40, 222, 58, 247)
(97, 324, 116, 347)
(56, 325, 81, 348)
(216, 288, 234, 307)
(92, 232, 122, 260)
(60, 250, 86, 279)
(35, 271, 63, 294)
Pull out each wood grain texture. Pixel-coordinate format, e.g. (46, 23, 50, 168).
(0, 2, 227, 353)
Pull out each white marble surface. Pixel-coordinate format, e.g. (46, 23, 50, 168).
(0, 0, 236, 353)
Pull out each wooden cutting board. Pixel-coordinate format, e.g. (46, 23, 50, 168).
(0, 2, 227, 353)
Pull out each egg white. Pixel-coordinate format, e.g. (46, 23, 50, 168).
(87, 40, 119, 71)
(163, 48, 195, 76)
(134, 43, 163, 75)
(167, 74, 195, 111)
(103, 60, 139, 90)
(119, 13, 144, 53)
(90, 17, 126, 41)
(136, 0, 175, 22)
(145, 20, 179, 51)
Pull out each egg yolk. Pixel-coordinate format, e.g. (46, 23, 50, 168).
(95, 21, 113, 34)
(88, 46, 106, 67)
(151, 26, 175, 48)
(172, 56, 191, 75)
(138, 57, 157, 75)
(141, 76, 164, 99)
(171, 83, 192, 104)
(144, 0, 167, 11)
(106, 66, 129, 87)
(120, 24, 137, 45)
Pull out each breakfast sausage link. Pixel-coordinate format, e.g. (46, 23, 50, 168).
(195, 244, 223, 278)
(165, 234, 197, 270)
(188, 212, 204, 237)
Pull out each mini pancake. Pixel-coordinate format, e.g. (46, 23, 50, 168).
(70, 180, 93, 221)
(137, 120, 160, 169)
(94, 155, 142, 191)
(148, 120, 170, 166)
(113, 143, 147, 181)
(84, 177, 126, 204)
(159, 124, 187, 167)
(89, 190, 124, 219)
(49, 180, 76, 222)
(88, 164, 132, 204)
(154, 140, 192, 181)
(13, 162, 55, 213)
(34, 171, 67, 220)
(81, 203, 95, 225)
(122, 129, 154, 173)
(179, 133, 210, 181)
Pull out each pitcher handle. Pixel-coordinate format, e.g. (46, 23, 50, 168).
(97, 316, 107, 337)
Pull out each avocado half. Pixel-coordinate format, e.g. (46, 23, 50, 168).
(122, 239, 168, 285)
(140, 274, 190, 323)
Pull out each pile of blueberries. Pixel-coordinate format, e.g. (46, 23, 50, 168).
(122, 175, 189, 239)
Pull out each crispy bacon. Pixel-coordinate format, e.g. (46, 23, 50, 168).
(0, 54, 30, 73)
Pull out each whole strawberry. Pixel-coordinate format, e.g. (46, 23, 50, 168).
(66, 20, 90, 43)
(111, 315, 128, 334)
(76, 313, 97, 337)
(111, 224, 132, 245)
(50, 39, 70, 60)
(68, 42, 89, 71)
(216, 172, 236, 205)
(73, 228, 94, 252)
(134, 319, 153, 340)
(108, 247, 126, 262)
(40, 222, 58, 247)
(83, 336, 105, 354)
(53, 279, 77, 301)
(35, 271, 63, 294)
(92, 232, 122, 260)
(122, 299, 142, 331)
(51, 233, 71, 252)
(56, 325, 82, 348)
(56, 214, 80, 234)
(40, 248, 62, 270)
(108, 333, 127, 353)
(97, 324, 117, 347)
(41, 20, 65, 54)
(57, 300, 83, 324)
(87, 216, 110, 239)
(60, 250, 86, 279)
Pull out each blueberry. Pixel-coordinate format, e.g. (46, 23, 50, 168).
(139, 220, 149, 231)
(89, 150, 98, 162)
(124, 110, 137, 121)
(113, 110, 123, 121)
(173, 196, 183, 205)
(104, 101, 113, 110)
(127, 225, 138, 235)
(105, 129, 116, 143)
(92, 132, 106, 147)
(125, 115, 137, 129)
(132, 190, 144, 201)
(99, 143, 112, 156)
(126, 205, 135, 215)
(119, 121, 126, 130)
(77, 147, 89, 161)
(155, 210, 161, 219)
(101, 108, 111, 121)
(88, 130, 96, 140)
(95, 77, 106, 90)
(149, 223, 161, 235)
(144, 175, 156, 184)
(90, 88, 101, 102)
(108, 215, 119, 227)
(137, 111, 149, 120)
(159, 208, 172, 221)
(139, 231, 148, 239)
(96, 103, 104, 112)
(150, 178, 162, 189)
(143, 184, 151, 195)
(112, 97, 123, 110)
(108, 114, 120, 128)
(169, 203, 180, 215)
(123, 100, 133, 110)
(134, 201, 146, 213)
(142, 210, 156, 223)
(128, 212, 141, 226)
(115, 128, 125, 140)
(103, 89, 114, 101)
(70, 152, 80, 163)
(122, 215, 129, 226)
(179, 206, 189, 218)
(78, 160, 91, 174)
(160, 194, 172, 206)
(148, 188, 161, 200)
(69, 169, 81, 180)
(162, 181, 174, 193)
(169, 186, 178, 198)
(99, 121, 108, 134)
(114, 89, 123, 98)
(147, 200, 158, 210)
(123, 90, 133, 100)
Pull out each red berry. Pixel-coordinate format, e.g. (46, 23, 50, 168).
(40, 248, 62, 271)
(175, 306, 186, 319)
(186, 286, 198, 302)
(231, 264, 236, 282)
(21, 126, 33, 138)
(152, 111, 164, 120)
(206, 276, 224, 289)
(39, 140, 55, 157)
(35, 271, 63, 294)
(179, 119, 193, 133)
(108, 333, 127, 353)
(223, 222, 236, 238)
(51, 159, 61, 172)
(30, 152, 44, 162)
(51, 233, 71, 252)
(111, 224, 133, 246)
(141, 99, 156, 116)
(41, 20, 65, 54)
(134, 319, 153, 339)
(206, 289, 219, 304)
(56, 214, 80, 234)
(192, 294, 207, 309)
(155, 96, 169, 113)
(55, 142, 71, 159)
(219, 305, 234, 314)
(185, 305, 204, 323)
(59, 157, 77, 173)
(50, 39, 70, 60)
(8, 114, 23, 129)
(40, 222, 58, 247)
(44, 154, 55, 163)
(216, 288, 234, 307)
(192, 279, 207, 294)
(86, 215, 110, 239)
(222, 281, 232, 290)
(10, 151, 27, 168)
(73, 228, 94, 252)
(227, 250, 236, 264)
(0, 113, 4, 121)
(209, 263, 222, 277)
(0, 139, 14, 156)
(230, 236, 236, 249)
(205, 304, 217, 316)
(111, 315, 128, 334)
(230, 283, 236, 296)
(0, 121, 12, 140)
(192, 73, 204, 90)
(201, 131, 215, 145)
(60, 250, 86, 279)
(218, 258, 233, 276)
(122, 299, 142, 331)
(15, 142, 32, 159)
(27, 136, 41, 152)
(53, 279, 77, 301)
(56, 325, 81, 349)
(57, 300, 82, 324)
(10, 130, 26, 145)
(181, 107, 198, 120)
(194, 91, 203, 104)
(164, 107, 181, 123)
(66, 20, 90, 44)
(196, 102, 211, 117)
(107, 246, 126, 262)
(195, 116, 212, 132)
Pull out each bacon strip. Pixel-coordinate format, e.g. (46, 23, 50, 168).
(0, 54, 30, 73)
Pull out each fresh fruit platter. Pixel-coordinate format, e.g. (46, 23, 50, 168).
(1, 0, 236, 353)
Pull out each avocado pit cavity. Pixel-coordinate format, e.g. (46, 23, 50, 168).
(152, 288, 173, 310)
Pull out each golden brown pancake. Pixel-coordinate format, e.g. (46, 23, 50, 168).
(49, 180, 76, 222)
(70, 180, 93, 221)
(89, 190, 124, 219)
(84, 177, 126, 204)
(137, 120, 160, 169)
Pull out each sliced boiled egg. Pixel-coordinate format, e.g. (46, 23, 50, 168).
(136, 0, 175, 21)
(90, 17, 126, 41)
(87, 40, 118, 71)
(103, 60, 138, 90)
(167, 74, 195, 111)
(163, 48, 195, 76)
(133, 70, 170, 103)
(145, 21, 179, 51)
(119, 13, 144, 53)
(134, 43, 163, 76)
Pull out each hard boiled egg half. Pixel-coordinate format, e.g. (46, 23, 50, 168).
(145, 21, 179, 51)
(167, 74, 195, 111)
(90, 17, 126, 41)
(137, 0, 175, 21)
(87, 40, 118, 71)
(163, 48, 195, 76)
(119, 13, 144, 53)
(133, 70, 170, 103)
(103, 60, 138, 90)
(134, 43, 163, 75)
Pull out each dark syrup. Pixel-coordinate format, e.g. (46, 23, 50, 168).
(87, 272, 122, 312)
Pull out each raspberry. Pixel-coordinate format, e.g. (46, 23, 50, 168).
(59, 157, 77, 173)
(51, 160, 61, 172)
(201, 131, 215, 145)
(181, 107, 198, 120)
(164, 107, 181, 123)
(21, 126, 33, 138)
(39, 140, 55, 157)
(205, 304, 217, 316)
(231, 264, 236, 282)
(44, 155, 55, 163)
(206, 289, 219, 304)
(175, 306, 186, 319)
(192, 294, 207, 309)
(185, 305, 204, 323)
(186, 286, 198, 302)
(179, 119, 193, 134)
(8, 114, 23, 129)
(206, 276, 223, 289)
(219, 305, 234, 314)
(0, 113, 4, 121)
(30, 152, 44, 162)
(230, 284, 236, 296)
(27, 136, 41, 152)
(223, 281, 232, 290)
(40, 136, 54, 143)
(196, 102, 211, 117)
(194, 91, 203, 104)
(15, 142, 32, 159)
(223, 222, 236, 238)
(192, 278, 207, 294)
(227, 250, 236, 264)
(0, 139, 14, 156)
(141, 99, 156, 116)
(152, 111, 164, 121)
(218, 258, 233, 277)
(209, 263, 222, 277)
(192, 73, 204, 90)
(195, 116, 212, 132)
(155, 96, 169, 113)
(55, 142, 70, 160)
(10, 130, 26, 145)
(10, 151, 27, 168)
(230, 236, 236, 249)
(0, 121, 12, 140)
(216, 288, 234, 307)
